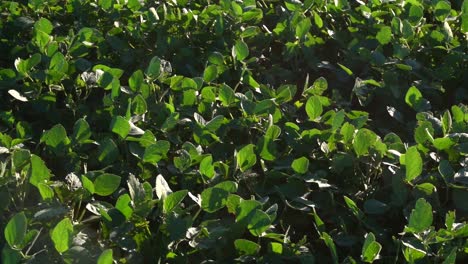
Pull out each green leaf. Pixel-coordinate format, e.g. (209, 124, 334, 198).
(275, 85, 296, 104)
(269, 242, 283, 254)
(98, 138, 119, 165)
(433, 137, 455, 150)
(127, 0, 141, 11)
(40, 124, 70, 153)
(38, 183, 54, 201)
(353, 129, 376, 156)
(227, 194, 242, 214)
(237, 144, 257, 172)
(313, 11, 323, 28)
(182, 90, 197, 106)
(129, 70, 144, 92)
(439, 160, 455, 183)
(214, 181, 238, 193)
(242, 9, 263, 23)
(12, 149, 30, 171)
(51, 218, 73, 253)
(310, 77, 328, 95)
(405, 86, 429, 112)
(344, 196, 364, 220)
(219, 84, 236, 106)
(361, 233, 382, 263)
(404, 146, 423, 182)
(72, 118, 91, 144)
(442, 248, 457, 264)
(407, 198, 433, 233)
(206, 115, 228, 132)
(247, 209, 271, 236)
(236, 200, 262, 227)
(295, 18, 311, 39)
(414, 121, 434, 145)
(97, 249, 113, 264)
(402, 239, 426, 262)
(203, 65, 218, 83)
(201, 86, 216, 103)
(174, 149, 192, 172)
(234, 239, 260, 255)
(164, 190, 188, 213)
(99, 0, 114, 10)
(49, 52, 68, 73)
(233, 40, 249, 61)
(435, 1, 451, 22)
(305, 96, 323, 120)
(4, 212, 27, 249)
(396, 64, 412, 71)
(332, 110, 346, 131)
(143, 141, 170, 164)
(341, 122, 356, 143)
(208, 52, 224, 65)
(200, 155, 215, 178)
(445, 210, 455, 230)
(81, 175, 95, 194)
(29, 154, 51, 187)
(34, 18, 53, 34)
(338, 63, 353, 75)
(442, 110, 452, 135)
(291, 157, 309, 174)
(409, 5, 424, 25)
(284, 0, 302, 11)
(110, 116, 131, 138)
(462, 13, 468, 33)
(2, 246, 22, 263)
(463, 1, 468, 16)
(93, 174, 121, 196)
(231, 1, 243, 15)
(254, 99, 275, 115)
(132, 94, 147, 115)
(201, 187, 229, 213)
(115, 194, 133, 220)
(322, 232, 339, 264)
(376, 26, 392, 45)
(146, 56, 161, 78)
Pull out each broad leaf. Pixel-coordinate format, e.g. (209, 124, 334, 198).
(93, 174, 121, 196)
(51, 218, 73, 253)
(407, 198, 433, 233)
(143, 141, 170, 164)
(72, 118, 92, 144)
(376, 26, 392, 45)
(234, 239, 260, 255)
(353, 129, 376, 156)
(233, 40, 249, 61)
(305, 96, 323, 120)
(97, 249, 113, 264)
(201, 187, 229, 213)
(404, 146, 423, 182)
(110, 116, 131, 138)
(361, 232, 382, 263)
(29, 154, 51, 187)
(291, 157, 309, 174)
(4, 212, 27, 249)
(237, 144, 257, 172)
(164, 190, 188, 213)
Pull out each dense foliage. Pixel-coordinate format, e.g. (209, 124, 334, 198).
(1, 0, 468, 263)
